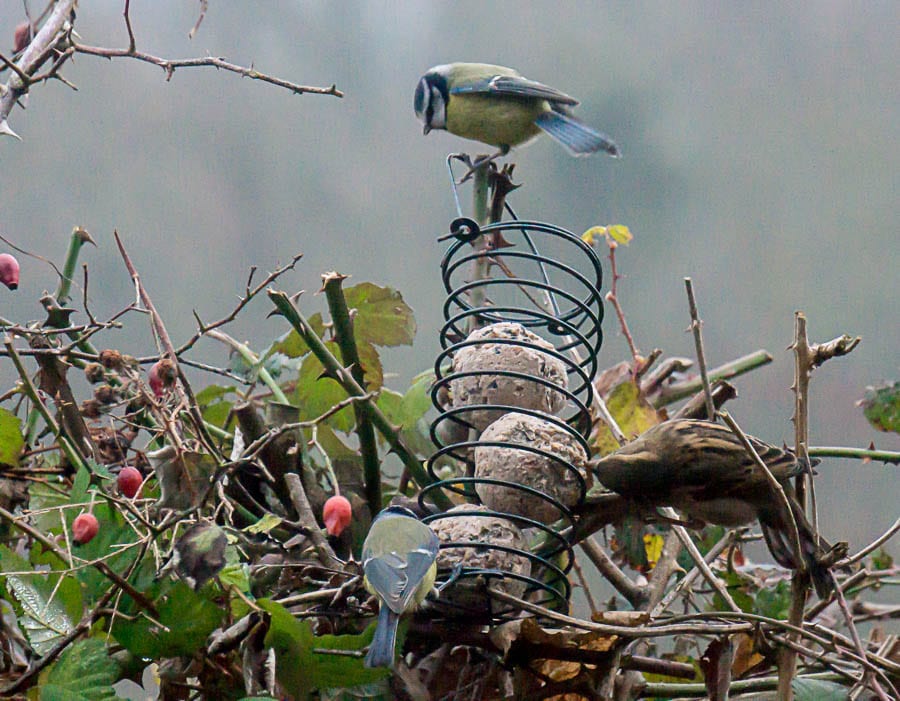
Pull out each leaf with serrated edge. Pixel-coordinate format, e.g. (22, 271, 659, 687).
(343, 282, 416, 347)
(0, 545, 82, 656)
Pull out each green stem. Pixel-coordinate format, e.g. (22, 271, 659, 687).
(178, 411, 233, 442)
(3, 338, 88, 473)
(54, 227, 95, 306)
(653, 349, 773, 407)
(206, 329, 289, 404)
(809, 446, 900, 464)
(322, 274, 382, 517)
(467, 161, 492, 335)
(268, 289, 451, 510)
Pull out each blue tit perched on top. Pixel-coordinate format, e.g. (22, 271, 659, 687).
(362, 506, 440, 668)
(414, 62, 620, 161)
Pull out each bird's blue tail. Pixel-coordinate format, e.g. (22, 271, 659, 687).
(364, 605, 400, 668)
(535, 110, 620, 157)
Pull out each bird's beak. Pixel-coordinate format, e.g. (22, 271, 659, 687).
(423, 125, 431, 135)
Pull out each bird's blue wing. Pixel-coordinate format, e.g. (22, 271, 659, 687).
(364, 539, 438, 614)
(451, 75, 579, 105)
(365, 554, 410, 614)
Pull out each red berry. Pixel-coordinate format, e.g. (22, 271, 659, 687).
(117, 466, 143, 499)
(148, 359, 176, 398)
(73, 513, 99, 544)
(0, 253, 19, 290)
(322, 495, 352, 537)
(13, 22, 30, 53)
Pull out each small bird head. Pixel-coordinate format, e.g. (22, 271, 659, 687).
(414, 66, 449, 135)
(373, 504, 420, 524)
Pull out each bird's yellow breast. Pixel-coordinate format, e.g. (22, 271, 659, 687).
(446, 94, 548, 149)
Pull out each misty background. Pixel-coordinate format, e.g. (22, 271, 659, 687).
(1, 3, 897, 558)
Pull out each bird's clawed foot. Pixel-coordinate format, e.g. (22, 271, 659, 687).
(451, 151, 506, 184)
(436, 563, 466, 594)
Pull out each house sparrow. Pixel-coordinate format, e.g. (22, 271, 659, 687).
(591, 419, 842, 597)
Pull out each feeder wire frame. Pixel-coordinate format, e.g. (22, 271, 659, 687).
(425, 215, 604, 622)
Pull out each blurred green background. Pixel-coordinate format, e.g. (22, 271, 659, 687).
(1, 3, 896, 553)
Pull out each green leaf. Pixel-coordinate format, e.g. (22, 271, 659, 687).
(197, 384, 236, 429)
(112, 580, 224, 658)
(85, 457, 113, 481)
(378, 372, 434, 429)
(311, 424, 360, 462)
(71, 466, 91, 503)
(859, 381, 900, 434)
(219, 562, 251, 593)
(259, 598, 315, 699)
(792, 677, 849, 701)
(39, 637, 119, 701)
(67, 502, 141, 603)
(343, 283, 416, 347)
(0, 407, 24, 467)
(294, 350, 355, 432)
(258, 599, 390, 699)
(245, 513, 283, 535)
(0, 545, 83, 656)
(376, 376, 436, 458)
(710, 571, 754, 614)
(195, 384, 236, 405)
(27, 481, 71, 536)
(871, 548, 893, 571)
(268, 313, 326, 359)
(754, 580, 792, 620)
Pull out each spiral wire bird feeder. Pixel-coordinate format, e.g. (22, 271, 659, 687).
(420, 212, 605, 623)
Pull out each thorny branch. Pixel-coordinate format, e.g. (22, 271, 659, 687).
(1, 1, 342, 138)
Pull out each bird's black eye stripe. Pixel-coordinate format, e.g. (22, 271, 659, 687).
(429, 71, 449, 104)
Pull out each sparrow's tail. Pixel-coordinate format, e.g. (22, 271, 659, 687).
(759, 497, 838, 599)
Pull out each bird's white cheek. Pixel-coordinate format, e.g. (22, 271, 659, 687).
(430, 88, 447, 129)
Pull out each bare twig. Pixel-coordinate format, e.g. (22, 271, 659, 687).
(683, 278, 715, 422)
(283, 473, 341, 568)
(604, 242, 640, 362)
(660, 507, 743, 613)
(839, 517, 900, 567)
(718, 410, 805, 573)
(579, 536, 646, 608)
(113, 230, 222, 460)
(651, 527, 737, 617)
(162, 253, 303, 359)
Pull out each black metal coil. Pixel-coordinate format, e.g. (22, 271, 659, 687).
(420, 217, 604, 621)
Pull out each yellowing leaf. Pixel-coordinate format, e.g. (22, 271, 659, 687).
(607, 225, 633, 245)
(581, 226, 607, 246)
(643, 532, 665, 569)
(581, 225, 633, 247)
(590, 378, 663, 456)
